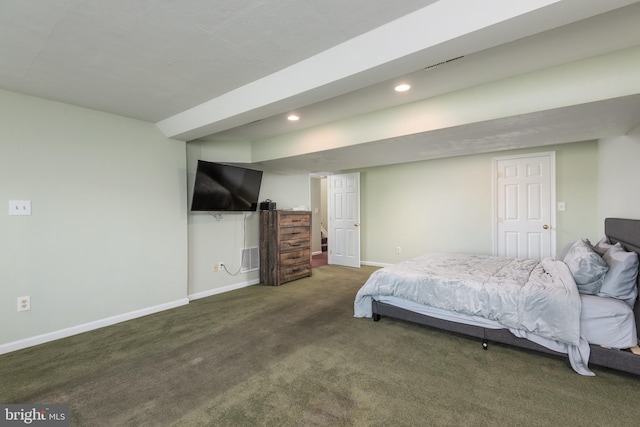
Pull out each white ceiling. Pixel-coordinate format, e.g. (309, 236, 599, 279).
(2, 0, 640, 173)
(0, 0, 435, 121)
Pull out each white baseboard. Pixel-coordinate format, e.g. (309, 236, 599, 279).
(1, 278, 263, 355)
(188, 278, 259, 301)
(0, 298, 190, 356)
(361, 260, 392, 267)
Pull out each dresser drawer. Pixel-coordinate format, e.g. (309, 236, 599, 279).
(280, 263, 312, 283)
(260, 210, 312, 286)
(279, 213, 311, 227)
(279, 226, 309, 241)
(279, 238, 309, 253)
(279, 249, 310, 266)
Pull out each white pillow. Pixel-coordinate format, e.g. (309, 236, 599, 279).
(598, 243, 639, 308)
(563, 239, 609, 295)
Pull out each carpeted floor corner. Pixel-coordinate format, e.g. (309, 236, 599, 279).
(1, 265, 639, 426)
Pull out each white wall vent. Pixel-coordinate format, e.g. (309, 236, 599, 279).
(241, 247, 259, 273)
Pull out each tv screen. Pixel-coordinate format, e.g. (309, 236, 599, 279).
(191, 160, 263, 212)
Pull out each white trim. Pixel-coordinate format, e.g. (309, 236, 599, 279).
(188, 279, 259, 301)
(1, 279, 264, 355)
(0, 298, 189, 355)
(361, 260, 393, 268)
(312, 250, 323, 256)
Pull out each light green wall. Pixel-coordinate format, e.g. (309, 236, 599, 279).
(186, 141, 259, 296)
(555, 141, 600, 246)
(597, 124, 640, 235)
(259, 172, 311, 211)
(356, 141, 599, 264)
(0, 89, 188, 347)
(2, 85, 636, 351)
(189, 139, 252, 163)
(186, 142, 311, 296)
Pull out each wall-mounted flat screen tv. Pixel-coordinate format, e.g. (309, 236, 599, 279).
(191, 160, 263, 212)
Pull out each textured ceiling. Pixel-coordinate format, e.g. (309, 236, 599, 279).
(1, 0, 640, 173)
(0, 0, 433, 121)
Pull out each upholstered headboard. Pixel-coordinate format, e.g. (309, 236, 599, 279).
(604, 218, 640, 342)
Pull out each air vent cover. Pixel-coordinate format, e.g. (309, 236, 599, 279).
(241, 247, 260, 273)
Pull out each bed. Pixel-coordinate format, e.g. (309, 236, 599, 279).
(354, 218, 640, 376)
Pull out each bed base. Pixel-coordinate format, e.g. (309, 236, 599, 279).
(372, 300, 565, 356)
(370, 217, 640, 377)
(372, 300, 640, 376)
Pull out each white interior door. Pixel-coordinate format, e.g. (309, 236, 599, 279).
(328, 172, 360, 268)
(494, 152, 556, 259)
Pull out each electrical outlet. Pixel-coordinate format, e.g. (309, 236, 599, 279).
(17, 296, 30, 312)
(9, 200, 31, 216)
(396, 246, 402, 254)
(219, 261, 225, 272)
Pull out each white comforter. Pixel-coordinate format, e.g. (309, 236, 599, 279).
(354, 253, 594, 375)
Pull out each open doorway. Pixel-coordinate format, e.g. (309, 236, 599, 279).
(310, 173, 361, 268)
(310, 175, 328, 268)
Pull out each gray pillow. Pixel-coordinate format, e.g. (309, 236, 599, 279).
(563, 239, 609, 295)
(593, 236, 612, 256)
(598, 243, 639, 308)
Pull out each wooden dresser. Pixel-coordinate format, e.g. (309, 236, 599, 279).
(260, 210, 312, 286)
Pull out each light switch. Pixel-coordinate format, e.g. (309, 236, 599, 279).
(557, 202, 566, 212)
(9, 200, 31, 216)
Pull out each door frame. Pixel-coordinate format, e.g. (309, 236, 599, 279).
(492, 151, 556, 258)
(327, 172, 361, 268)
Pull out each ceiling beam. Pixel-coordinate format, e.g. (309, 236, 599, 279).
(156, 0, 572, 141)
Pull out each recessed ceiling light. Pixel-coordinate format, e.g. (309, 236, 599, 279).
(395, 83, 411, 92)
(287, 114, 300, 121)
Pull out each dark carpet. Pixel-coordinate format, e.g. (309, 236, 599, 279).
(1, 265, 639, 426)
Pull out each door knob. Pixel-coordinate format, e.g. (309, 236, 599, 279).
(543, 224, 549, 230)
(354, 223, 360, 227)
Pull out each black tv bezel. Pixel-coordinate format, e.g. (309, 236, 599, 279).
(190, 160, 263, 212)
